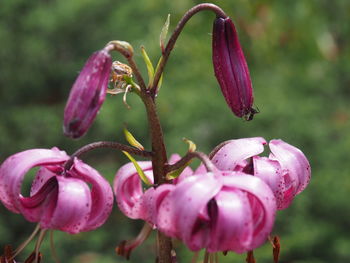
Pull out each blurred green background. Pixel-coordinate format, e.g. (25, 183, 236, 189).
(1, 0, 349, 262)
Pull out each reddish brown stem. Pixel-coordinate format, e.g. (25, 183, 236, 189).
(165, 151, 215, 173)
(151, 3, 227, 95)
(64, 141, 153, 170)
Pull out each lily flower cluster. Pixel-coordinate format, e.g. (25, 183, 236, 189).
(0, 3, 311, 263)
(114, 138, 310, 253)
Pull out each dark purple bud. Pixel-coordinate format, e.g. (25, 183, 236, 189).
(63, 49, 112, 138)
(212, 17, 255, 120)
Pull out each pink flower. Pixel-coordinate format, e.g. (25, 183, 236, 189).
(212, 17, 255, 120)
(63, 48, 112, 139)
(210, 137, 311, 209)
(0, 148, 113, 234)
(149, 171, 276, 253)
(113, 154, 192, 220)
(114, 155, 276, 253)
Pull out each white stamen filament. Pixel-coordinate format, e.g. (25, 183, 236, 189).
(34, 229, 47, 263)
(123, 85, 132, 109)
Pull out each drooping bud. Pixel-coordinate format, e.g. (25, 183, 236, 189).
(63, 48, 112, 139)
(212, 17, 255, 120)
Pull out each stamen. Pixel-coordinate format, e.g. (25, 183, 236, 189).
(269, 235, 280, 263)
(245, 250, 255, 263)
(171, 249, 177, 263)
(209, 253, 214, 263)
(123, 85, 132, 109)
(214, 253, 219, 263)
(24, 251, 42, 263)
(115, 223, 152, 259)
(191, 251, 199, 263)
(50, 230, 60, 263)
(34, 229, 47, 263)
(203, 250, 209, 263)
(1, 245, 15, 263)
(12, 224, 41, 259)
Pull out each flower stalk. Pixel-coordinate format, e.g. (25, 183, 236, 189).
(64, 141, 153, 171)
(151, 3, 227, 96)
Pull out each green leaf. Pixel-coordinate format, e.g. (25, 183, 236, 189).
(123, 126, 144, 150)
(141, 46, 155, 87)
(183, 138, 196, 152)
(160, 14, 170, 53)
(122, 151, 152, 186)
(154, 57, 164, 91)
(166, 163, 190, 180)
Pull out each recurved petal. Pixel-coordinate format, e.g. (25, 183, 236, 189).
(30, 167, 57, 196)
(208, 189, 253, 253)
(114, 161, 153, 219)
(69, 158, 114, 231)
(222, 174, 276, 251)
(142, 184, 175, 227)
(210, 137, 266, 171)
(19, 176, 58, 223)
(0, 148, 69, 213)
(43, 176, 92, 234)
(269, 140, 311, 196)
(157, 173, 223, 251)
(252, 156, 285, 209)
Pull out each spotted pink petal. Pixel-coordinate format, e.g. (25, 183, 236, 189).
(222, 174, 276, 251)
(0, 148, 69, 213)
(207, 188, 252, 253)
(114, 161, 153, 219)
(210, 137, 266, 171)
(20, 175, 59, 223)
(68, 158, 114, 231)
(42, 176, 92, 234)
(269, 140, 311, 197)
(142, 184, 175, 227)
(157, 173, 223, 250)
(252, 156, 286, 209)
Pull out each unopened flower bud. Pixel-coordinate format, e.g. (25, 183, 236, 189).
(212, 17, 255, 119)
(63, 48, 112, 138)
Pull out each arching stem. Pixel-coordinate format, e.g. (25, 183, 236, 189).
(151, 3, 227, 95)
(165, 151, 215, 173)
(64, 141, 153, 170)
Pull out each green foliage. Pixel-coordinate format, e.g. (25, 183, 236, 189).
(1, 0, 350, 262)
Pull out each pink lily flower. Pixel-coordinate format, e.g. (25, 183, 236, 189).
(63, 48, 112, 139)
(0, 148, 113, 234)
(114, 154, 193, 220)
(114, 155, 276, 253)
(151, 171, 276, 253)
(209, 137, 311, 209)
